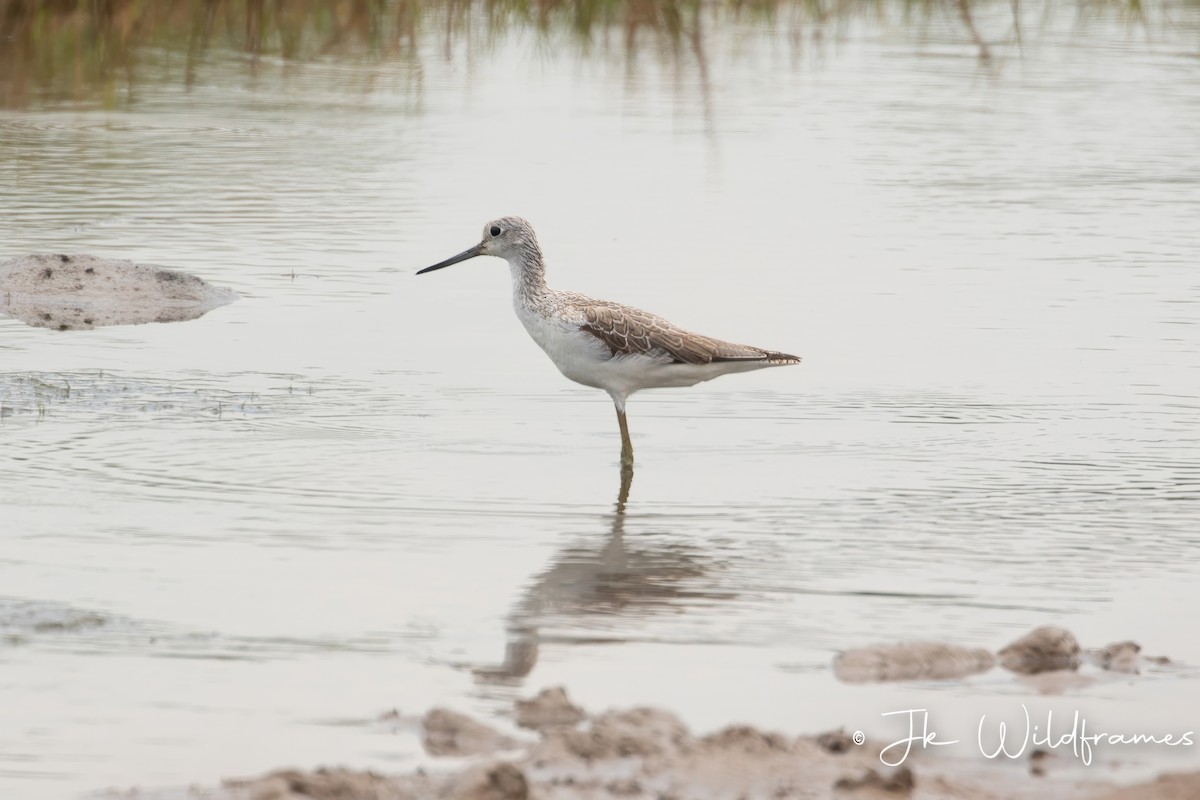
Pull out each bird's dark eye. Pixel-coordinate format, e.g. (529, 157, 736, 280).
(490, 225, 502, 237)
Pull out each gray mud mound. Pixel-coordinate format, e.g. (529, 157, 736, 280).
(998, 626, 1083, 675)
(423, 708, 520, 757)
(832, 626, 1169, 686)
(0, 253, 236, 330)
(515, 686, 586, 732)
(834, 641, 996, 683)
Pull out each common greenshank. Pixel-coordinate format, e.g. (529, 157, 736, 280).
(418, 217, 800, 468)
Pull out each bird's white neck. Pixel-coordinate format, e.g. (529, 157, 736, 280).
(507, 250, 548, 307)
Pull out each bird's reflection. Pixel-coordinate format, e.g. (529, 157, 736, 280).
(474, 466, 725, 684)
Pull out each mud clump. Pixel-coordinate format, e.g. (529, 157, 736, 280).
(699, 725, 793, 755)
(226, 767, 416, 800)
(999, 626, 1082, 675)
(422, 708, 519, 757)
(441, 763, 529, 800)
(816, 729, 855, 754)
(554, 707, 691, 760)
(1030, 748, 1051, 777)
(1094, 641, 1142, 674)
(220, 763, 530, 800)
(0, 253, 236, 331)
(514, 686, 586, 732)
(834, 626, 1171, 686)
(834, 766, 915, 795)
(834, 642, 995, 683)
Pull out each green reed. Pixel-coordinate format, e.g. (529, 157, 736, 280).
(0, 0, 1191, 107)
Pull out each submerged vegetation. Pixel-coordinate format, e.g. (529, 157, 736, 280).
(0, 0, 1194, 106)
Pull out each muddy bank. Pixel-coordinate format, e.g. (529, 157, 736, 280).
(94, 627, 1189, 799)
(834, 626, 1170, 684)
(0, 253, 235, 330)
(102, 684, 1197, 800)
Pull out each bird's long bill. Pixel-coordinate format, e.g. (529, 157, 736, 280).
(416, 243, 483, 275)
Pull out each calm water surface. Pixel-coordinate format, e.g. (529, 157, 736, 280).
(1, 8, 1199, 797)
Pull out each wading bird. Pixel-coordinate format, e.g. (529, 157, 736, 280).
(418, 217, 800, 468)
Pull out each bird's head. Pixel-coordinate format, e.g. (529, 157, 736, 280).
(418, 216, 541, 274)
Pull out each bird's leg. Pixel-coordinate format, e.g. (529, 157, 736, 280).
(615, 403, 634, 469)
(616, 459, 633, 513)
(612, 458, 633, 539)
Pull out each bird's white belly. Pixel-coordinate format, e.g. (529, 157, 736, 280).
(515, 306, 754, 399)
(517, 309, 612, 388)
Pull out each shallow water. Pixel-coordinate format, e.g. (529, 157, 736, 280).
(2, 5, 1199, 797)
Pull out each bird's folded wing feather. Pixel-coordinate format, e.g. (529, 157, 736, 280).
(579, 302, 798, 365)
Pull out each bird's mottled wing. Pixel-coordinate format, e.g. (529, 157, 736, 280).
(579, 302, 800, 365)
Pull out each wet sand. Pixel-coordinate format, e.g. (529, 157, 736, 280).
(97, 686, 1200, 800)
(98, 627, 1194, 800)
